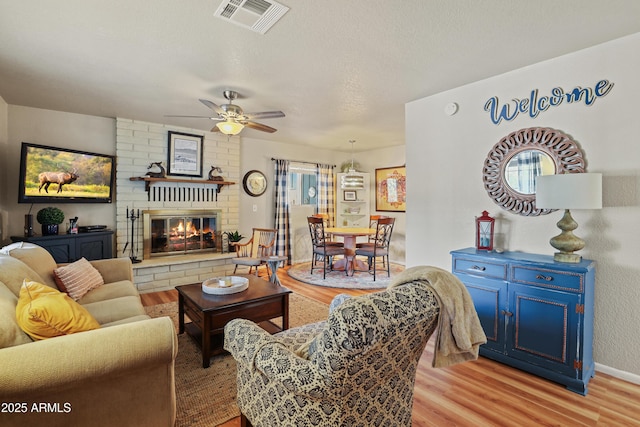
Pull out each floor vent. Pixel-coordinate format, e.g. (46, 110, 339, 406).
(214, 0, 289, 34)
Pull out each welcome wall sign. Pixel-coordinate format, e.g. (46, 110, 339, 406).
(484, 79, 614, 125)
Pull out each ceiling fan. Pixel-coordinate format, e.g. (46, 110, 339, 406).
(167, 90, 285, 135)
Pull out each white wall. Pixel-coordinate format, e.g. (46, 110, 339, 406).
(3, 106, 116, 243)
(406, 33, 640, 377)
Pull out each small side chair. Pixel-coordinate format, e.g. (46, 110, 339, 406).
(231, 228, 277, 277)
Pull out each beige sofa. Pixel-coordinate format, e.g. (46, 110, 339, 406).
(0, 242, 177, 427)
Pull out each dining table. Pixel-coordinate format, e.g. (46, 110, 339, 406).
(324, 227, 376, 274)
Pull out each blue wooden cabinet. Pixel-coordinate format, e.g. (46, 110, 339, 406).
(451, 248, 595, 395)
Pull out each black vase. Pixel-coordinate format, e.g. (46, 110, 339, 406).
(42, 224, 59, 236)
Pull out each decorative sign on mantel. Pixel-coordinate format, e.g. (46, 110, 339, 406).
(484, 79, 614, 125)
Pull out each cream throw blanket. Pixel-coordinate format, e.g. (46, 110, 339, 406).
(389, 266, 487, 368)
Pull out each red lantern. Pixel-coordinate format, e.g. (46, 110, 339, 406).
(476, 210, 495, 251)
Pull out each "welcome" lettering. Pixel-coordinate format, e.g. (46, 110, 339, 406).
(484, 80, 614, 125)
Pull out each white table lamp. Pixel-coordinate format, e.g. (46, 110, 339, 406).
(535, 173, 602, 263)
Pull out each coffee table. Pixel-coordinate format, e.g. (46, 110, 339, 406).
(176, 275, 292, 368)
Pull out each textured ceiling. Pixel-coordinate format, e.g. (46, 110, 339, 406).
(1, 1, 639, 152)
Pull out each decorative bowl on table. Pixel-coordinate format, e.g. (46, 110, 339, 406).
(202, 276, 249, 295)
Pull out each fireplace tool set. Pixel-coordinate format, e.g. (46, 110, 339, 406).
(123, 207, 142, 263)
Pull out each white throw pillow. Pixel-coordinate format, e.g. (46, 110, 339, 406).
(53, 258, 105, 301)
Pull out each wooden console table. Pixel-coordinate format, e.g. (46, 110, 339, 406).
(11, 230, 114, 263)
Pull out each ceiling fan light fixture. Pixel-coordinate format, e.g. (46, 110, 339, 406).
(217, 119, 245, 135)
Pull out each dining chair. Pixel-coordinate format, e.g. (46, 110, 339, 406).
(356, 215, 389, 269)
(307, 216, 345, 278)
(353, 217, 395, 281)
(231, 228, 277, 277)
(310, 213, 343, 247)
(356, 215, 387, 247)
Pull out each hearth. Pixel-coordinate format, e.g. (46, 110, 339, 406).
(143, 209, 222, 259)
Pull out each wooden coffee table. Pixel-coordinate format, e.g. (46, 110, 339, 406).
(176, 275, 292, 368)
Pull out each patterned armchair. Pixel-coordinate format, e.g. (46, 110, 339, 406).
(224, 280, 440, 427)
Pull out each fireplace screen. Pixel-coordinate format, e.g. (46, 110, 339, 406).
(143, 209, 221, 258)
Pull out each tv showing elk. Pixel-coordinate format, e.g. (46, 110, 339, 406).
(18, 142, 115, 203)
(38, 169, 79, 193)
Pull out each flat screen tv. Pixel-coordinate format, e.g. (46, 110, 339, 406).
(18, 142, 116, 204)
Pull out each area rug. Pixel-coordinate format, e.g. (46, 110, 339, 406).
(287, 261, 405, 289)
(145, 293, 329, 427)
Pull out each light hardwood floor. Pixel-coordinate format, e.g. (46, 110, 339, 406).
(141, 266, 640, 427)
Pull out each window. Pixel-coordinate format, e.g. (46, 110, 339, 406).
(288, 163, 317, 206)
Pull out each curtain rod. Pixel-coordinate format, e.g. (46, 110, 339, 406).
(271, 157, 336, 168)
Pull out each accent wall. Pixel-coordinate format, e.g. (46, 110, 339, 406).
(406, 33, 640, 379)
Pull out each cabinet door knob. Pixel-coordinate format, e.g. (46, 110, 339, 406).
(471, 265, 486, 271)
(536, 274, 553, 281)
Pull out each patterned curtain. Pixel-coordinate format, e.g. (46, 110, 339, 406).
(273, 159, 291, 263)
(316, 163, 336, 227)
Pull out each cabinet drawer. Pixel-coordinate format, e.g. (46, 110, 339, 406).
(183, 303, 203, 327)
(453, 257, 507, 280)
(511, 266, 584, 293)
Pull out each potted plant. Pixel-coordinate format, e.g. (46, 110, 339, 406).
(223, 231, 244, 253)
(36, 207, 65, 235)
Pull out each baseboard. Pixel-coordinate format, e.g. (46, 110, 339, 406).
(595, 362, 640, 385)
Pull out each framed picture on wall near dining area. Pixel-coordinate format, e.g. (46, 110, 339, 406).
(375, 166, 406, 212)
(343, 190, 357, 201)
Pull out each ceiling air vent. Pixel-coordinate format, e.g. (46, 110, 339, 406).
(214, 0, 289, 34)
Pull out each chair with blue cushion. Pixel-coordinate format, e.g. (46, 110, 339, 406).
(307, 216, 344, 279)
(353, 217, 395, 281)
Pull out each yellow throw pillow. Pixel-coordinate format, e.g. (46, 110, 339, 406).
(53, 257, 104, 301)
(16, 280, 100, 340)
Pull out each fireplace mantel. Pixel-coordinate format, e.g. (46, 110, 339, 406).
(130, 176, 235, 201)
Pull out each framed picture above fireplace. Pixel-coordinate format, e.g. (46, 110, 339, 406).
(167, 131, 203, 177)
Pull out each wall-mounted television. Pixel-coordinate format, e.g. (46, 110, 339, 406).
(18, 142, 116, 204)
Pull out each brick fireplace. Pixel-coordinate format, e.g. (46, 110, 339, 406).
(143, 209, 222, 258)
(115, 118, 241, 293)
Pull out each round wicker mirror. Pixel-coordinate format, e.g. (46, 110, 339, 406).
(483, 127, 585, 216)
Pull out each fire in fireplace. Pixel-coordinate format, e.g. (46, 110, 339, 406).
(143, 209, 222, 258)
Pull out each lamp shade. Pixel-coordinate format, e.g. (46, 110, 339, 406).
(216, 120, 244, 135)
(535, 173, 602, 210)
(341, 172, 364, 189)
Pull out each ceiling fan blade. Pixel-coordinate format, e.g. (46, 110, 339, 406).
(164, 114, 221, 119)
(244, 110, 285, 120)
(199, 99, 224, 115)
(244, 121, 277, 133)
(210, 126, 221, 132)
